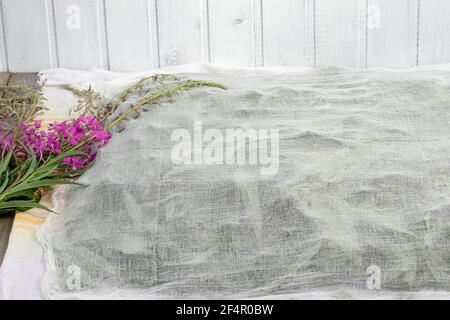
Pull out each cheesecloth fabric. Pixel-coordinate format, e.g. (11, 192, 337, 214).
(39, 67, 450, 299)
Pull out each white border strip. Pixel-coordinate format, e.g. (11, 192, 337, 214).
(0, 0, 9, 71)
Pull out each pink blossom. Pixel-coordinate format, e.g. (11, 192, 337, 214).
(1, 114, 112, 170)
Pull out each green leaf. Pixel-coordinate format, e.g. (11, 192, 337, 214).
(9, 164, 21, 176)
(30, 164, 58, 181)
(123, 191, 144, 227)
(3, 189, 35, 201)
(44, 150, 87, 167)
(288, 239, 323, 275)
(21, 152, 37, 181)
(6, 179, 85, 195)
(0, 151, 13, 177)
(0, 173, 9, 194)
(48, 166, 89, 178)
(0, 200, 55, 213)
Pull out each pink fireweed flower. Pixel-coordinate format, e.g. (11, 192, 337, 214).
(18, 122, 61, 157)
(52, 116, 111, 169)
(33, 120, 42, 129)
(62, 156, 85, 169)
(1, 115, 111, 170)
(0, 132, 13, 153)
(92, 129, 111, 143)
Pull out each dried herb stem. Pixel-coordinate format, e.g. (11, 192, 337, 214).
(106, 79, 226, 130)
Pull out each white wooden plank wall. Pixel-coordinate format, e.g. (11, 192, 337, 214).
(53, 0, 107, 70)
(315, 0, 367, 68)
(105, 0, 156, 71)
(208, 0, 258, 66)
(262, 0, 308, 66)
(367, 0, 419, 68)
(0, 0, 449, 72)
(418, 0, 450, 66)
(158, 0, 204, 67)
(2, 0, 57, 72)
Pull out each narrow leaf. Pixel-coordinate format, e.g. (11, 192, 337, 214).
(0, 151, 13, 176)
(0, 174, 9, 194)
(21, 152, 37, 181)
(6, 179, 84, 195)
(0, 200, 55, 213)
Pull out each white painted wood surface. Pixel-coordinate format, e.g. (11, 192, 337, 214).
(2, 0, 57, 72)
(53, 0, 107, 70)
(262, 0, 308, 66)
(104, 0, 155, 71)
(418, 0, 450, 66)
(367, 0, 419, 68)
(157, 0, 203, 67)
(208, 0, 257, 66)
(0, 0, 450, 72)
(315, 0, 366, 68)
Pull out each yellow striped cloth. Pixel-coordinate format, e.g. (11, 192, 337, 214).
(0, 191, 53, 299)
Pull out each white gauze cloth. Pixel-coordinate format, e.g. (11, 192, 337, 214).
(37, 65, 450, 299)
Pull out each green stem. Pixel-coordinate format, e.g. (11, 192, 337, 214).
(105, 80, 226, 131)
(100, 76, 156, 123)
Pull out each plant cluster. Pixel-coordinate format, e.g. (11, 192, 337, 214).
(0, 75, 225, 214)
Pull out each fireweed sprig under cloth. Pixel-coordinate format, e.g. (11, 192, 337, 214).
(0, 75, 226, 214)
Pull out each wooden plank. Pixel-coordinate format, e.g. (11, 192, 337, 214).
(0, 72, 10, 85)
(200, 0, 210, 62)
(367, 0, 419, 69)
(262, 0, 308, 66)
(0, 73, 10, 85)
(2, 0, 57, 72)
(252, 0, 263, 67)
(315, 0, 367, 68)
(208, 0, 256, 66)
(418, 0, 450, 66)
(53, 0, 108, 70)
(0, 72, 10, 97)
(158, 0, 204, 67)
(0, 211, 14, 267)
(0, 73, 38, 267)
(6, 73, 39, 89)
(104, 0, 155, 71)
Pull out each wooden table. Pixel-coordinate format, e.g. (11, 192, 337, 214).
(0, 72, 39, 267)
